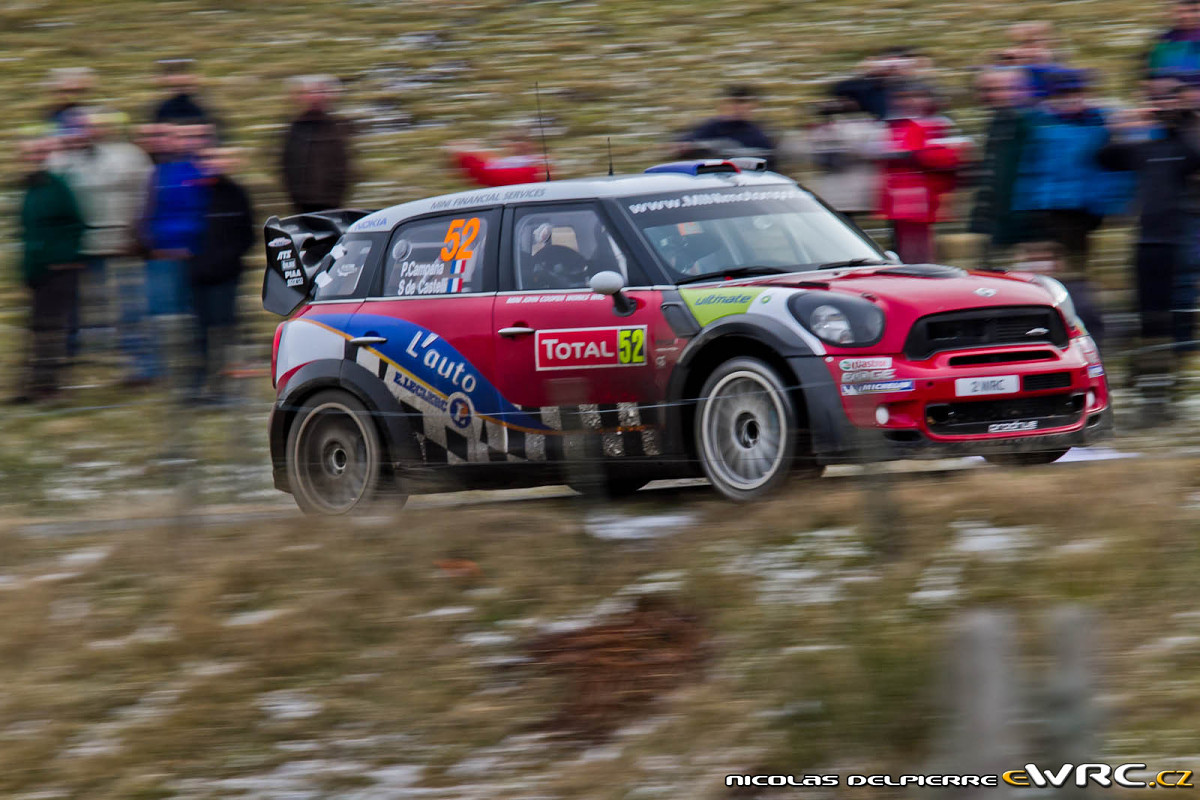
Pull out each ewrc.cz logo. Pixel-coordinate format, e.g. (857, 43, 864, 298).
(1003, 764, 1194, 789)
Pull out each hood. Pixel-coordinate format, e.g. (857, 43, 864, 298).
(747, 266, 1054, 311)
(691, 265, 1063, 353)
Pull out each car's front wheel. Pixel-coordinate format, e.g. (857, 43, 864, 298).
(984, 448, 1070, 467)
(286, 389, 390, 515)
(695, 357, 798, 501)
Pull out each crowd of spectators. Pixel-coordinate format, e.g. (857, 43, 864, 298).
(13, 61, 354, 405)
(15, 1, 1200, 413)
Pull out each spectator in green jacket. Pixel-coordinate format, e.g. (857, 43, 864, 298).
(13, 134, 85, 404)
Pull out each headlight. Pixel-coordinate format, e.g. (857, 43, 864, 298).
(789, 293, 885, 347)
(810, 305, 853, 344)
(1029, 274, 1083, 332)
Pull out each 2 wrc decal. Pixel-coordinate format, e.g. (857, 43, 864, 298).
(535, 326, 647, 371)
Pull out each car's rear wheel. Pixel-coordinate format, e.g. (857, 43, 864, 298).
(696, 357, 798, 501)
(286, 389, 391, 515)
(984, 448, 1070, 467)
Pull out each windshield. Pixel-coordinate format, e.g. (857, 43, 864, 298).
(623, 186, 882, 283)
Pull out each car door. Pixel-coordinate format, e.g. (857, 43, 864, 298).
(491, 202, 681, 460)
(341, 208, 507, 465)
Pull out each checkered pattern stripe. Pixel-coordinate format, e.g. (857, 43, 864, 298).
(509, 402, 662, 462)
(356, 349, 661, 465)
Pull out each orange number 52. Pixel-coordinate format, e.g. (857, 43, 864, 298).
(440, 217, 480, 261)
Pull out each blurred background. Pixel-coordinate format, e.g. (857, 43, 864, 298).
(3, 1, 1200, 798)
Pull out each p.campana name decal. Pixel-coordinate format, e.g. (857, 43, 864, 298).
(627, 188, 803, 215)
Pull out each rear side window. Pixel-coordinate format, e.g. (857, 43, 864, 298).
(381, 210, 499, 296)
(313, 235, 375, 300)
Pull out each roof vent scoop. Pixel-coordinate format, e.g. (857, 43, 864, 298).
(645, 159, 741, 176)
(728, 157, 767, 172)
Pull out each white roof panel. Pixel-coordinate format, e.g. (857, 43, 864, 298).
(346, 170, 797, 233)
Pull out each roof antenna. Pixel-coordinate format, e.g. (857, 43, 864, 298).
(606, 137, 614, 176)
(535, 82, 551, 182)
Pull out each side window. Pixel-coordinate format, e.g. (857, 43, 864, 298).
(381, 211, 496, 297)
(511, 205, 642, 290)
(312, 235, 375, 300)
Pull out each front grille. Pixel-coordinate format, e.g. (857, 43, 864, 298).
(1022, 372, 1073, 392)
(904, 306, 1068, 360)
(948, 350, 1056, 366)
(925, 392, 1085, 435)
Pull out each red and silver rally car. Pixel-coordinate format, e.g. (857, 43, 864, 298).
(262, 159, 1111, 514)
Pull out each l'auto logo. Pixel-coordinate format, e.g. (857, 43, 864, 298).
(974, 287, 997, 297)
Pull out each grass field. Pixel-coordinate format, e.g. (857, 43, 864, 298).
(0, 1, 1197, 797)
(4, 459, 1200, 799)
(2, 460, 1200, 796)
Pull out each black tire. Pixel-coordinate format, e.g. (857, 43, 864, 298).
(695, 357, 799, 501)
(984, 448, 1070, 467)
(285, 389, 393, 515)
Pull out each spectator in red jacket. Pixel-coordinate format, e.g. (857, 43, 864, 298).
(879, 82, 968, 263)
(446, 127, 549, 187)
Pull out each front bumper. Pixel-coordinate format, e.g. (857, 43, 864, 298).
(790, 339, 1113, 464)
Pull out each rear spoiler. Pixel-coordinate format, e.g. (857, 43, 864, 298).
(262, 209, 374, 316)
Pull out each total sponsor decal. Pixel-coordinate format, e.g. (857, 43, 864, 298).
(1088, 364, 1105, 378)
(536, 326, 647, 371)
(680, 288, 765, 325)
(840, 380, 915, 396)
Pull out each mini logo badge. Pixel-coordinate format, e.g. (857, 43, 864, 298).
(268, 237, 291, 248)
(974, 287, 998, 297)
(1025, 327, 1050, 336)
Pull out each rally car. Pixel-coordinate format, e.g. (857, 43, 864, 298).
(262, 159, 1111, 515)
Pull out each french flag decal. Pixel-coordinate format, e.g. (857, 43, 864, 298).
(446, 258, 468, 293)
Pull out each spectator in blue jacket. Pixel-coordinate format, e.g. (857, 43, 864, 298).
(1012, 69, 1133, 277)
(136, 123, 210, 382)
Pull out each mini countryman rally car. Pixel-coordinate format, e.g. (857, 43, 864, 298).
(262, 159, 1111, 515)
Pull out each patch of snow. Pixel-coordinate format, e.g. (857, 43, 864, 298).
(58, 546, 112, 568)
(258, 690, 324, 722)
(951, 520, 1032, 561)
(224, 608, 290, 627)
(584, 511, 696, 541)
(409, 605, 475, 619)
(910, 565, 963, 607)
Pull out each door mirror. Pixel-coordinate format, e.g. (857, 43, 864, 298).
(589, 270, 635, 316)
(884, 250, 902, 265)
(589, 270, 625, 295)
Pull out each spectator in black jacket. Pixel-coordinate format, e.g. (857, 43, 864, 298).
(191, 147, 254, 403)
(281, 75, 353, 213)
(676, 85, 776, 169)
(152, 58, 217, 128)
(1098, 81, 1200, 411)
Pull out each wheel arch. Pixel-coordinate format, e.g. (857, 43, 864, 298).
(270, 358, 420, 491)
(664, 317, 814, 461)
